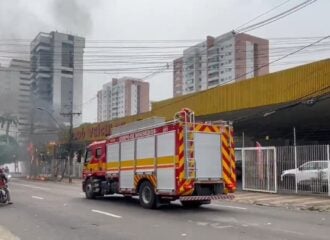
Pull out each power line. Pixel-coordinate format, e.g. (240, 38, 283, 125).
(235, 0, 292, 30)
(237, 0, 318, 33)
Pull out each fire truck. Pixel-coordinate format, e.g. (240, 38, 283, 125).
(82, 108, 236, 208)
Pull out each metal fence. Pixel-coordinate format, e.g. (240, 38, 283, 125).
(38, 159, 83, 179)
(277, 145, 330, 196)
(237, 145, 330, 196)
(237, 147, 277, 193)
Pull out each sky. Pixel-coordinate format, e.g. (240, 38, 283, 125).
(0, 0, 329, 123)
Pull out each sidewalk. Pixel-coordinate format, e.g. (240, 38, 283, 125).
(0, 226, 19, 240)
(232, 190, 330, 212)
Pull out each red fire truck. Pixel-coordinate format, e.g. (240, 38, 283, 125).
(82, 109, 236, 208)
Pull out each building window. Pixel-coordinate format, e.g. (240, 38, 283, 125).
(62, 42, 74, 68)
(39, 50, 52, 67)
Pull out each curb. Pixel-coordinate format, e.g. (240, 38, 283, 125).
(21, 176, 82, 185)
(233, 192, 330, 212)
(26, 176, 48, 181)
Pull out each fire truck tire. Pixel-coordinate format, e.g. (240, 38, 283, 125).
(85, 179, 96, 199)
(139, 181, 157, 209)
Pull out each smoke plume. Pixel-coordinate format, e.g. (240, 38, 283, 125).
(52, 0, 93, 36)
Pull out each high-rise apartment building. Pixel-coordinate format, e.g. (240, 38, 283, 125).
(97, 90, 103, 122)
(0, 59, 31, 145)
(173, 57, 183, 97)
(97, 77, 149, 122)
(173, 32, 269, 97)
(30, 31, 85, 127)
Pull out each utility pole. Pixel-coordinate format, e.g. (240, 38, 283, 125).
(60, 111, 81, 183)
(29, 109, 35, 178)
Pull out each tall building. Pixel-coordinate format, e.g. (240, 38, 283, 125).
(97, 77, 149, 122)
(173, 31, 269, 96)
(97, 90, 103, 122)
(30, 31, 85, 127)
(173, 57, 183, 97)
(0, 59, 31, 145)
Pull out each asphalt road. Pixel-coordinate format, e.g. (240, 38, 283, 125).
(1, 179, 330, 240)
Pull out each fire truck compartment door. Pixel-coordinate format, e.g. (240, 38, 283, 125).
(136, 136, 155, 173)
(194, 133, 222, 179)
(107, 143, 120, 172)
(120, 140, 135, 189)
(156, 131, 175, 191)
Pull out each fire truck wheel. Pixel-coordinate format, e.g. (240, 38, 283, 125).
(85, 180, 96, 199)
(139, 181, 157, 209)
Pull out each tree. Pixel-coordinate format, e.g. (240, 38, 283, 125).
(0, 135, 19, 165)
(0, 114, 19, 143)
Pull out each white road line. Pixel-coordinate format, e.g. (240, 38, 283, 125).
(13, 183, 51, 191)
(210, 203, 247, 210)
(273, 228, 304, 236)
(32, 196, 44, 200)
(91, 209, 122, 219)
(211, 224, 232, 229)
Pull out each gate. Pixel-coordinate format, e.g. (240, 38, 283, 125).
(237, 147, 277, 193)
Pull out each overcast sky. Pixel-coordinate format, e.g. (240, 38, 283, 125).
(0, 0, 329, 123)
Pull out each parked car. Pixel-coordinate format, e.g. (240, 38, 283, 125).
(281, 161, 329, 191)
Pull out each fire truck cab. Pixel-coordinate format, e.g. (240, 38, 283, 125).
(82, 109, 236, 208)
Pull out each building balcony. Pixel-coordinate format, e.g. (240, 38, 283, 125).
(208, 73, 219, 81)
(207, 68, 219, 74)
(35, 45, 51, 53)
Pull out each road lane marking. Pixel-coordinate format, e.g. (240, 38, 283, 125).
(91, 209, 122, 219)
(196, 222, 208, 226)
(32, 196, 44, 200)
(13, 183, 51, 191)
(272, 228, 304, 236)
(210, 223, 232, 229)
(210, 203, 247, 210)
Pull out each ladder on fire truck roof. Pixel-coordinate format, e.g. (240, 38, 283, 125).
(185, 125, 196, 179)
(174, 108, 196, 180)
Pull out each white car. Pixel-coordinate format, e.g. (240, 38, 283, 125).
(281, 161, 329, 183)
